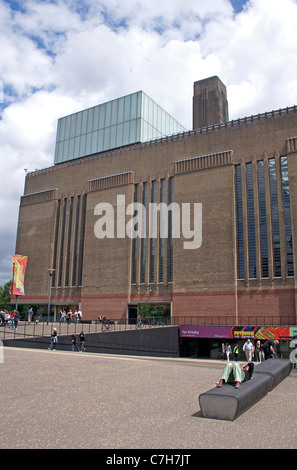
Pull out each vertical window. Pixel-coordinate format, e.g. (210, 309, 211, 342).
(269, 159, 281, 277)
(71, 195, 81, 287)
(149, 181, 156, 283)
(131, 184, 139, 284)
(246, 163, 256, 278)
(159, 179, 166, 283)
(78, 194, 87, 287)
(168, 177, 174, 283)
(51, 199, 61, 287)
(235, 165, 244, 279)
(280, 157, 294, 276)
(257, 161, 269, 277)
(65, 196, 74, 287)
(140, 182, 147, 283)
(58, 198, 67, 287)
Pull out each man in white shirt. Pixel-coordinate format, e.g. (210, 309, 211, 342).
(243, 338, 255, 362)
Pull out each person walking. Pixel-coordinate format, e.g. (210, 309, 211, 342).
(233, 343, 239, 361)
(262, 339, 279, 360)
(243, 338, 254, 362)
(79, 331, 86, 352)
(27, 307, 33, 324)
(255, 340, 262, 362)
(225, 343, 232, 361)
(48, 328, 58, 350)
(14, 311, 20, 330)
(221, 343, 226, 360)
(71, 334, 80, 352)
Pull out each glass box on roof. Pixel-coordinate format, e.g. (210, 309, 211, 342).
(54, 91, 187, 164)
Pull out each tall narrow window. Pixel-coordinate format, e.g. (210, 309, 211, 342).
(140, 182, 147, 283)
(131, 184, 139, 284)
(149, 180, 156, 283)
(51, 199, 61, 287)
(281, 157, 294, 276)
(78, 194, 87, 287)
(159, 179, 166, 283)
(269, 159, 281, 277)
(168, 177, 174, 283)
(257, 161, 268, 278)
(72, 195, 81, 287)
(235, 165, 244, 279)
(58, 198, 67, 287)
(246, 163, 256, 278)
(65, 196, 74, 287)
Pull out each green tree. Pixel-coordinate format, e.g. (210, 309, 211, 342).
(0, 281, 11, 310)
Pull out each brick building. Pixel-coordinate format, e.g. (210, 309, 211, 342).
(13, 76, 297, 335)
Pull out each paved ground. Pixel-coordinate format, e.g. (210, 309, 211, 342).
(0, 346, 296, 450)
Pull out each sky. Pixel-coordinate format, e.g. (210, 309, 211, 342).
(1, 0, 297, 285)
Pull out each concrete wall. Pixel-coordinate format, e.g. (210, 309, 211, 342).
(3, 326, 180, 358)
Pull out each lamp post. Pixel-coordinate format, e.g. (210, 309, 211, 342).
(47, 268, 55, 325)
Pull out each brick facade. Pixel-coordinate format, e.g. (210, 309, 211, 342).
(13, 79, 297, 326)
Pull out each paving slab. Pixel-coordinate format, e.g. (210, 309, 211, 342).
(0, 347, 296, 449)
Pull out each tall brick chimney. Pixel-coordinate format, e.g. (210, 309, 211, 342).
(193, 76, 229, 130)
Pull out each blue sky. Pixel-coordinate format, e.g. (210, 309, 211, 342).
(230, 0, 249, 13)
(1, 0, 297, 285)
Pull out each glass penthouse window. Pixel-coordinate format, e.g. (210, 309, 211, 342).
(54, 92, 187, 164)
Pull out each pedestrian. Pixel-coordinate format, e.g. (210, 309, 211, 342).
(9, 311, 15, 328)
(4, 310, 10, 325)
(62, 309, 66, 323)
(35, 308, 41, 324)
(221, 343, 226, 360)
(78, 309, 82, 323)
(262, 339, 279, 360)
(255, 340, 262, 362)
(243, 338, 255, 362)
(14, 310, 20, 330)
(233, 343, 239, 361)
(27, 307, 33, 323)
(79, 331, 86, 352)
(215, 362, 254, 389)
(225, 343, 232, 361)
(48, 328, 58, 350)
(71, 334, 79, 352)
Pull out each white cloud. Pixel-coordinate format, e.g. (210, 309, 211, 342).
(1, 0, 297, 284)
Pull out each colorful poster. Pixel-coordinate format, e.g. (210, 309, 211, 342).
(180, 325, 292, 340)
(9, 254, 28, 296)
(180, 326, 232, 339)
(232, 326, 290, 340)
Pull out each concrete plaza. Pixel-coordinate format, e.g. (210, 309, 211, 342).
(0, 346, 296, 449)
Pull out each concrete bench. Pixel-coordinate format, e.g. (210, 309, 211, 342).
(198, 359, 292, 421)
(253, 358, 292, 390)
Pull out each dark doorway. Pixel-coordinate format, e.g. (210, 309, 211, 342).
(197, 339, 210, 358)
(128, 304, 138, 324)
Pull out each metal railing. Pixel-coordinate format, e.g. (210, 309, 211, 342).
(171, 315, 297, 327)
(1, 314, 296, 341)
(0, 317, 172, 341)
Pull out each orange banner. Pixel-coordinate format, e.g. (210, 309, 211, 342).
(9, 254, 28, 296)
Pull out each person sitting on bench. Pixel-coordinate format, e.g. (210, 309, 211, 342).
(215, 362, 255, 389)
